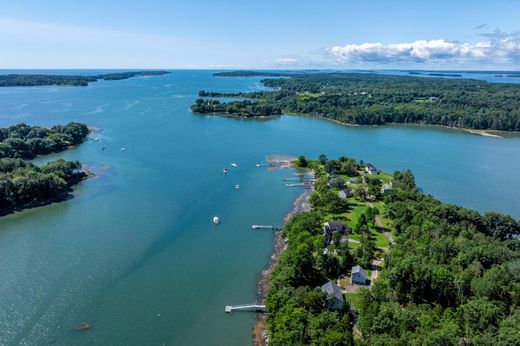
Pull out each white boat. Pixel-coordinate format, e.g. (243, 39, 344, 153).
(235, 184, 240, 189)
(231, 163, 238, 167)
(213, 216, 220, 225)
(223, 168, 228, 174)
(121, 147, 126, 151)
(255, 163, 261, 167)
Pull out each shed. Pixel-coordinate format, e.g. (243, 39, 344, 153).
(351, 265, 367, 285)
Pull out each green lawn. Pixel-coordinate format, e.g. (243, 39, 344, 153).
(378, 171, 393, 184)
(350, 230, 389, 248)
(345, 291, 364, 311)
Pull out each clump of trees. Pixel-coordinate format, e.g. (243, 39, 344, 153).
(0, 122, 89, 159)
(0, 122, 90, 216)
(191, 98, 282, 117)
(0, 159, 85, 214)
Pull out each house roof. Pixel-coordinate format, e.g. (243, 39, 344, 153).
(352, 265, 365, 274)
(320, 282, 344, 301)
(325, 221, 345, 230)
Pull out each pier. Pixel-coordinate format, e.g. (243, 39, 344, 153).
(225, 304, 266, 313)
(251, 225, 281, 230)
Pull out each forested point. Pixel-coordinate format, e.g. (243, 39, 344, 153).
(0, 71, 170, 87)
(266, 155, 520, 345)
(195, 72, 520, 131)
(0, 122, 89, 159)
(0, 122, 90, 215)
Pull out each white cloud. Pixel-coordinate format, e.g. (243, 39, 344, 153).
(325, 34, 520, 65)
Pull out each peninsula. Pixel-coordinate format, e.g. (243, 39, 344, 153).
(262, 155, 520, 345)
(0, 122, 90, 216)
(0, 71, 170, 87)
(192, 71, 520, 131)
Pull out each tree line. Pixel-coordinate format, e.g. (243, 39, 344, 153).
(194, 72, 520, 131)
(0, 71, 169, 87)
(0, 122, 89, 159)
(0, 122, 90, 216)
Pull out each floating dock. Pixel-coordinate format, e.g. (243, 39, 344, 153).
(225, 304, 266, 313)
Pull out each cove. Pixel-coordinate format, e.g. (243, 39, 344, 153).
(0, 70, 519, 345)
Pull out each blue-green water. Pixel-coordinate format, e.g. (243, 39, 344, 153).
(0, 70, 519, 345)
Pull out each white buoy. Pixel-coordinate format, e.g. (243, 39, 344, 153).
(213, 216, 220, 225)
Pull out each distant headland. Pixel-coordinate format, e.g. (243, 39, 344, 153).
(0, 71, 170, 87)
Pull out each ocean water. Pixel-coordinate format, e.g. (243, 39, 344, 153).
(0, 70, 519, 345)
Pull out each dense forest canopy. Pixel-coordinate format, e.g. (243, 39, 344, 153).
(266, 156, 520, 345)
(194, 72, 520, 131)
(0, 122, 89, 159)
(0, 122, 90, 215)
(0, 71, 170, 87)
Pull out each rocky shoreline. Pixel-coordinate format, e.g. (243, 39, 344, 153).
(252, 163, 314, 346)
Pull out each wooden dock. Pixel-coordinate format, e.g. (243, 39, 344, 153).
(225, 304, 266, 313)
(251, 225, 281, 230)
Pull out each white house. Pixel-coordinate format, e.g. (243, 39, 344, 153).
(382, 181, 393, 193)
(351, 265, 367, 285)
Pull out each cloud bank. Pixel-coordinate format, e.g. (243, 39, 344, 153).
(325, 32, 520, 66)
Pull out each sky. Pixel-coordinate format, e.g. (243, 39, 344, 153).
(0, 0, 519, 70)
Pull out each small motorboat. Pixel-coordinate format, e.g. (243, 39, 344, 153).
(121, 147, 126, 151)
(231, 163, 238, 167)
(255, 163, 261, 167)
(235, 184, 240, 189)
(101, 146, 106, 150)
(213, 216, 220, 225)
(223, 168, 228, 174)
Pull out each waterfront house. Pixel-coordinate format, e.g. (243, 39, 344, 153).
(323, 221, 350, 245)
(319, 282, 345, 311)
(351, 265, 367, 285)
(365, 165, 378, 175)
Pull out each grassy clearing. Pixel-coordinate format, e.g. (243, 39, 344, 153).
(345, 291, 364, 311)
(378, 171, 393, 184)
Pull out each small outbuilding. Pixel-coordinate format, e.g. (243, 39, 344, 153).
(319, 282, 345, 311)
(351, 265, 367, 285)
(338, 188, 352, 199)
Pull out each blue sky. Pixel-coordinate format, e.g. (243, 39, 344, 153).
(1, 0, 519, 69)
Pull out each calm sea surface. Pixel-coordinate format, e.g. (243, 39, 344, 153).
(0, 70, 519, 345)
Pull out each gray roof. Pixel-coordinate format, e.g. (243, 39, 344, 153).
(352, 265, 365, 274)
(320, 282, 344, 301)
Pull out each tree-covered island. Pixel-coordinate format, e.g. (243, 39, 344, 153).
(264, 155, 520, 345)
(192, 72, 520, 131)
(0, 71, 170, 87)
(0, 122, 90, 215)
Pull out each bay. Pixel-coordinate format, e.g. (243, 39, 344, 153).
(0, 70, 519, 345)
